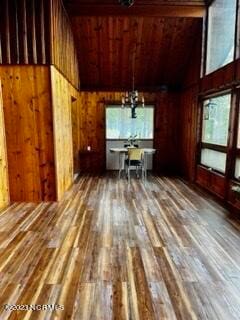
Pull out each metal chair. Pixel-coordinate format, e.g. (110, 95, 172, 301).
(125, 148, 146, 181)
(124, 143, 139, 148)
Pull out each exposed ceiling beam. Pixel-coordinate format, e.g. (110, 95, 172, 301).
(80, 85, 182, 92)
(66, 5, 206, 18)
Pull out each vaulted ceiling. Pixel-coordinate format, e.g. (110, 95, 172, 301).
(64, 0, 205, 90)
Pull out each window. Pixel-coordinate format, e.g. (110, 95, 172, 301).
(202, 95, 231, 146)
(201, 149, 227, 173)
(106, 106, 154, 139)
(206, 0, 237, 74)
(235, 158, 240, 179)
(200, 94, 231, 173)
(234, 101, 240, 179)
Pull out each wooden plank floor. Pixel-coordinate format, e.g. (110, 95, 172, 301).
(1, 173, 240, 319)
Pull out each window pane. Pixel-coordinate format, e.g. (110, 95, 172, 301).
(235, 158, 240, 179)
(202, 95, 231, 146)
(106, 106, 154, 139)
(237, 105, 240, 148)
(206, 0, 237, 74)
(201, 149, 226, 173)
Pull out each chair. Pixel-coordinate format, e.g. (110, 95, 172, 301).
(124, 143, 139, 148)
(125, 148, 146, 181)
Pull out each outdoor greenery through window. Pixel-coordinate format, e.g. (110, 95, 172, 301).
(200, 94, 231, 173)
(206, 0, 237, 74)
(106, 106, 154, 139)
(202, 95, 231, 146)
(234, 102, 240, 179)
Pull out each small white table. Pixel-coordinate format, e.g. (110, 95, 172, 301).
(110, 148, 156, 178)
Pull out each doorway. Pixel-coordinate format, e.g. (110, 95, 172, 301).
(71, 96, 79, 174)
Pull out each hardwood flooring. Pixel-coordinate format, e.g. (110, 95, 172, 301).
(1, 173, 240, 319)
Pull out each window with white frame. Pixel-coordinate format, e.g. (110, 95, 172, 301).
(206, 0, 237, 74)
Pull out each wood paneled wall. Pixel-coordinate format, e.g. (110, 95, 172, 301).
(154, 92, 180, 173)
(0, 0, 50, 64)
(0, 66, 56, 201)
(179, 22, 202, 181)
(0, 79, 9, 209)
(0, 0, 79, 88)
(179, 85, 199, 181)
(74, 91, 180, 173)
(51, 66, 75, 200)
(50, 0, 80, 89)
(196, 165, 226, 199)
(71, 95, 81, 174)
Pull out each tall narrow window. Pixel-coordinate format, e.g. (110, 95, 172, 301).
(234, 102, 240, 179)
(200, 94, 231, 173)
(206, 0, 237, 74)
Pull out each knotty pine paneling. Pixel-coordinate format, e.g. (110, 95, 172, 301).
(178, 25, 201, 181)
(0, 79, 9, 209)
(0, 66, 56, 202)
(50, 0, 80, 89)
(77, 92, 117, 172)
(196, 165, 225, 199)
(71, 95, 81, 174)
(179, 85, 199, 181)
(154, 92, 180, 174)
(0, 0, 50, 65)
(72, 16, 201, 90)
(0, 0, 79, 89)
(51, 66, 75, 200)
(76, 91, 180, 173)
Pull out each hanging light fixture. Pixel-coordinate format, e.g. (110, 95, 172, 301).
(121, 48, 145, 118)
(118, 0, 134, 7)
(203, 99, 217, 121)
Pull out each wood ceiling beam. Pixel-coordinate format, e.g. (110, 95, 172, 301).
(66, 5, 206, 18)
(80, 85, 182, 92)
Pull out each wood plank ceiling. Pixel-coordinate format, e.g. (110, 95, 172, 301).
(64, 1, 204, 90)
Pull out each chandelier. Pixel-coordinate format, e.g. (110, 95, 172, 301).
(118, 0, 134, 7)
(121, 51, 145, 118)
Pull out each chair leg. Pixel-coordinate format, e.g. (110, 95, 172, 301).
(141, 165, 144, 181)
(118, 153, 121, 179)
(128, 167, 130, 182)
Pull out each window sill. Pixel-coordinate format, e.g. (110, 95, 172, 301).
(198, 164, 225, 177)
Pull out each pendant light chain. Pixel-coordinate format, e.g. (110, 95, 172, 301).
(121, 43, 145, 118)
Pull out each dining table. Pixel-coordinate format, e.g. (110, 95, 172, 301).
(109, 147, 156, 178)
